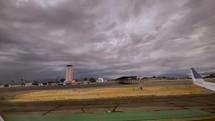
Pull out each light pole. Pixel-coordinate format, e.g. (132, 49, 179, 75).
(139, 67, 143, 90)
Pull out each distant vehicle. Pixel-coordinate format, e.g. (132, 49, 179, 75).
(56, 81, 70, 86)
(191, 68, 215, 91)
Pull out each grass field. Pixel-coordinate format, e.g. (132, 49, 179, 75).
(4, 109, 214, 121)
(8, 84, 206, 102)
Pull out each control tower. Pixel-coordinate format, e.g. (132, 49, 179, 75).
(65, 65, 73, 81)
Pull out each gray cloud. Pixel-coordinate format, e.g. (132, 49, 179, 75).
(0, 0, 215, 83)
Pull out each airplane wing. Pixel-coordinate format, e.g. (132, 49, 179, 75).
(191, 68, 215, 92)
(0, 113, 5, 121)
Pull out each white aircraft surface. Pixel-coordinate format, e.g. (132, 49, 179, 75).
(191, 68, 215, 92)
(0, 115, 5, 121)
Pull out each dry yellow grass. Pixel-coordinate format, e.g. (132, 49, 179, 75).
(9, 84, 205, 102)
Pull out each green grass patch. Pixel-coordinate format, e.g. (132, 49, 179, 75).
(5, 109, 214, 121)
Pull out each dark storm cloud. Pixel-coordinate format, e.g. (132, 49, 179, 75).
(0, 0, 215, 83)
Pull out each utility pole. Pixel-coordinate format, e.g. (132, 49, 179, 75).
(139, 67, 143, 90)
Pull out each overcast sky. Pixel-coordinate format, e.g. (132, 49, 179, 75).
(0, 0, 215, 83)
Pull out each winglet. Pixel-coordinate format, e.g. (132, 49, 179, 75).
(190, 68, 215, 92)
(191, 68, 202, 79)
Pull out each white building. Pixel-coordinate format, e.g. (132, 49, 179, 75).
(0, 84, 4, 88)
(97, 78, 106, 83)
(26, 83, 33, 86)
